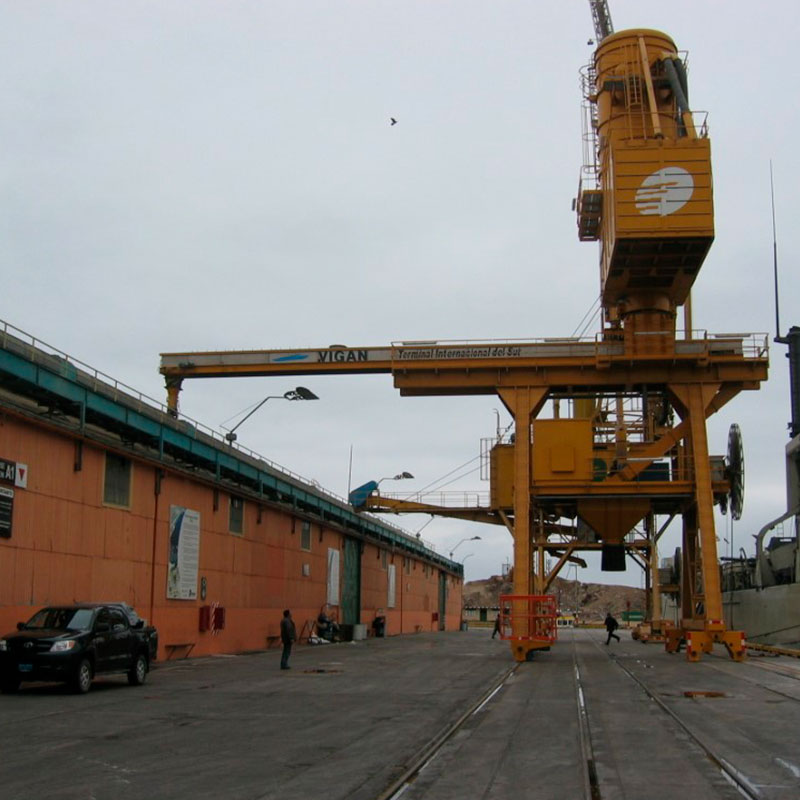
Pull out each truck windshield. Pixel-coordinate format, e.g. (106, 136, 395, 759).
(25, 608, 95, 631)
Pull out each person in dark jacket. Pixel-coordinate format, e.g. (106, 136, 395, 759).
(317, 604, 340, 641)
(492, 613, 502, 639)
(280, 609, 296, 669)
(604, 612, 620, 645)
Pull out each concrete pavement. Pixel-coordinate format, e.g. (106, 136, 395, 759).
(2, 628, 799, 799)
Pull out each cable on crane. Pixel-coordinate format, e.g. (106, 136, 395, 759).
(570, 295, 602, 338)
(414, 455, 482, 496)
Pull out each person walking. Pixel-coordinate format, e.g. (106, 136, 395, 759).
(280, 609, 296, 670)
(604, 612, 620, 645)
(491, 613, 502, 639)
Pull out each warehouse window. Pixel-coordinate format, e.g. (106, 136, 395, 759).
(103, 453, 131, 508)
(229, 496, 244, 535)
(301, 520, 311, 551)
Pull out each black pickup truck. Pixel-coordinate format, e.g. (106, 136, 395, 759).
(0, 603, 158, 694)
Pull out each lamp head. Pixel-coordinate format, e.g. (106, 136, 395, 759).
(378, 471, 414, 486)
(284, 386, 319, 401)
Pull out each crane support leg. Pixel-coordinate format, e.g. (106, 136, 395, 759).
(666, 383, 746, 661)
(165, 377, 183, 417)
(499, 387, 551, 661)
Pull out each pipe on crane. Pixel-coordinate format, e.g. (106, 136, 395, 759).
(663, 57, 691, 136)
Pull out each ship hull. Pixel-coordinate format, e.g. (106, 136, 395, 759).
(722, 583, 800, 648)
(662, 582, 800, 649)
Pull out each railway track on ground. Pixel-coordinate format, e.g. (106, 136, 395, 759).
(704, 651, 800, 703)
(566, 635, 764, 799)
(376, 648, 603, 800)
(596, 640, 767, 800)
(375, 631, 800, 800)
(377, 663, 520, 800)
(739, 656, 800, 684)
(572, 641, 604, 800)
(376, 638, 627, 800)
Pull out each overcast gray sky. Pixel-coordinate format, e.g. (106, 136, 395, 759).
(2, 1, 798, 586)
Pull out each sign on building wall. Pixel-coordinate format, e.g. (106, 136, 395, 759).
(167, 506, 200, 600)
(0, 457, 27, 488)
(0, 486, 13, 538)
(14, 462, 27, 489)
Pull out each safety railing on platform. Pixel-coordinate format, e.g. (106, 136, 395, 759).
(578, 61, 600, 190)
(380, 491, 490, 509)
(388, 331, 769, 362)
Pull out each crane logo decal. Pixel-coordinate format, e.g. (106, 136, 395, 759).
(635, 166, 694, 216)
(273, 353, 310, 362)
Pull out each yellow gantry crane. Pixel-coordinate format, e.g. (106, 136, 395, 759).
(160, 15, 768, 662)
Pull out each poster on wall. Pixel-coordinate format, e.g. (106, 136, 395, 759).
(167, 506, 200, 600)
(0, 486, 13, 538)
(326, 547, 340, 606)
(387, 563, 396, 608)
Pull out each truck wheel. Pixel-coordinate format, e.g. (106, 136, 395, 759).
(128, 653, 148, 686)
(1, 677, 20, 694)
(72, 659, 93, 694)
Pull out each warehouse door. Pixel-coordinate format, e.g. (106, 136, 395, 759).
(438, 572, 447, 631)
(341, 537, 361, 625)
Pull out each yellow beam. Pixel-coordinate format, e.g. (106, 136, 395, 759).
(543, 544, 577, 592)
(395, 363, 766, 396)
(160, 339, 768, 408)
(359, 495, 500, 525)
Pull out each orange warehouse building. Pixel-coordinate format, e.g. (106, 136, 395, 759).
(0, 323, 463, 659)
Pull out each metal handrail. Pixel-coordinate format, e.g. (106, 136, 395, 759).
(393, 334, 596, 347)
(388, 331, 770, 358)
(381, 491, 490, 509)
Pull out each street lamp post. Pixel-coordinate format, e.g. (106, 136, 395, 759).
(450, 535, 481, 559)
(377, 471, 414, 487)
(223, 386, 318, 443)
(347, 472, 413, 510)
(414, 516, 434, 540)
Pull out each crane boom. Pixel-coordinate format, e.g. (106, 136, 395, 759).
(588, 0, 614, 42)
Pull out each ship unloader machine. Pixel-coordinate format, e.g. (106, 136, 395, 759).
(159, 23, 768, 662)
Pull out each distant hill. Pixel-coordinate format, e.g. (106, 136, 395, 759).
(464, 574, 646, 622)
